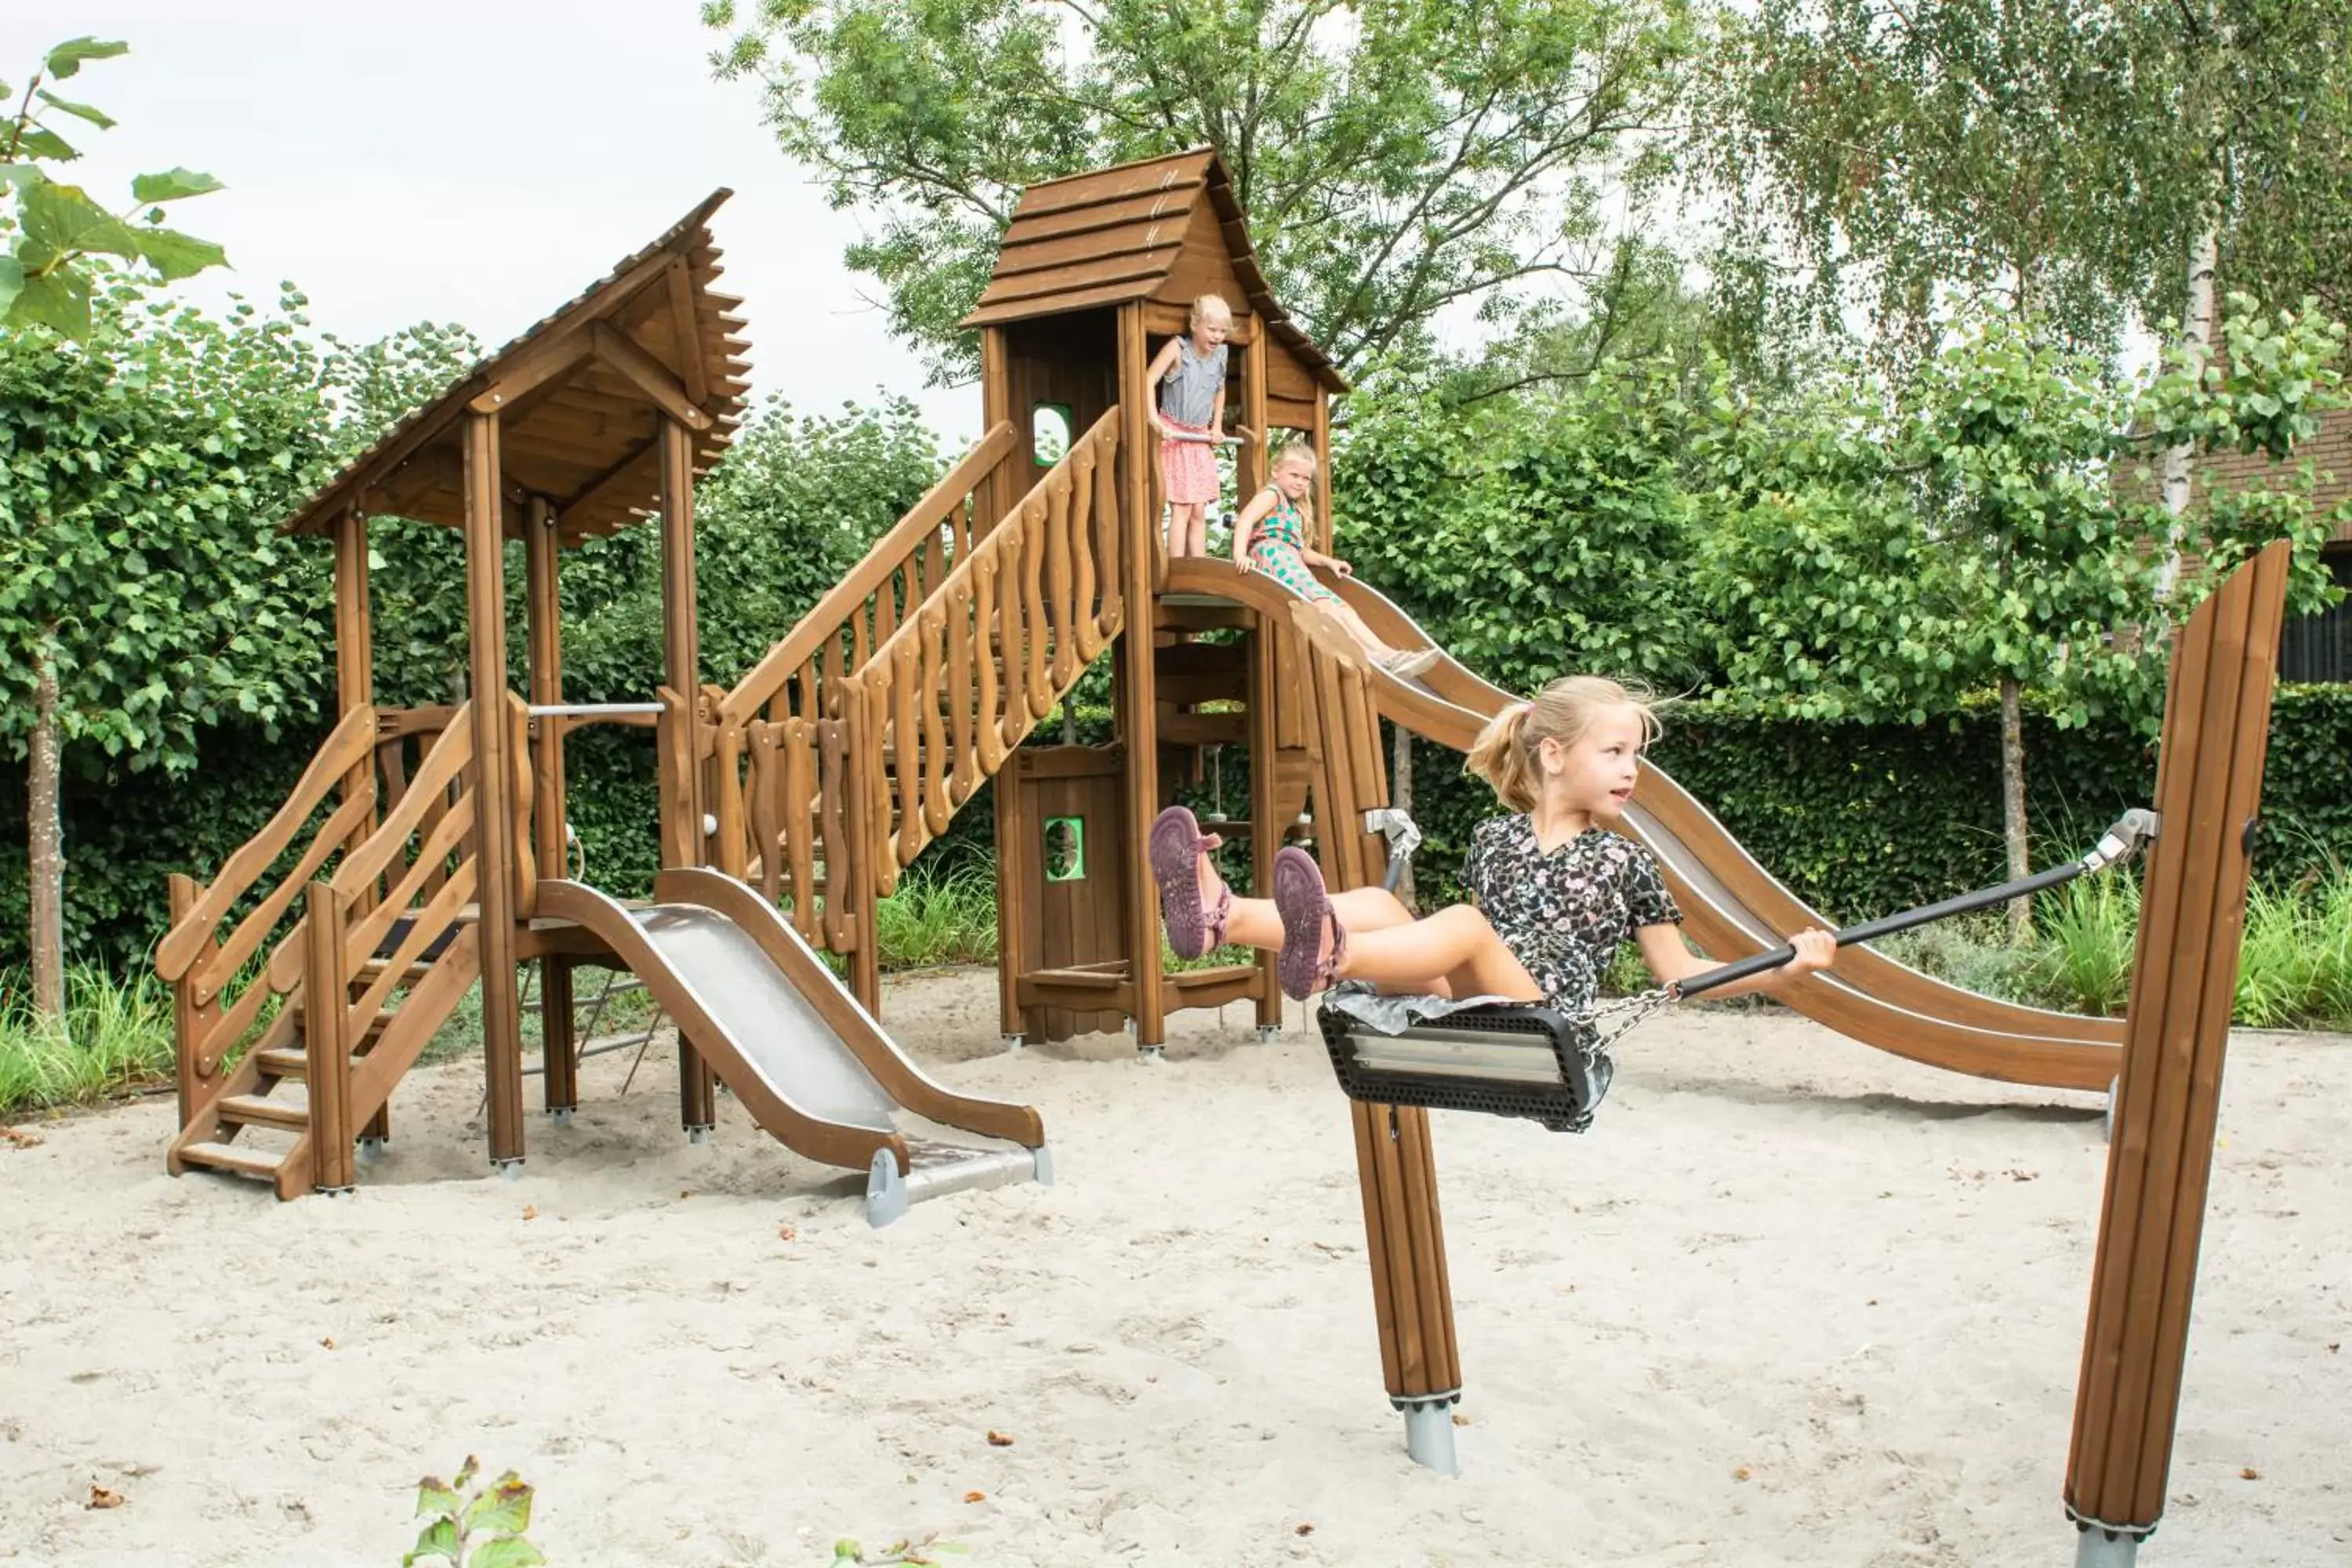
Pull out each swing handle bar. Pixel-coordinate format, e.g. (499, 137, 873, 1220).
(1671, 808, 2159, 1001)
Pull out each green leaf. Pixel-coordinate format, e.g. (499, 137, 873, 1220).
(0, 255, 21, 316)
(131, 167, 224, 204)
(469, 1539, 548, 1568)
(414, 1480, 462, 1518)
(15, 126, 78, 161)
(463, 1475, 533, 1536)
(17, 179, 141, 262)
(132, 225, 229, 281)
(8, 266, 92, 339)
(45, 38, 130, 80)
(34, 89, 115, 129)
(402, 1517, 459, 1566)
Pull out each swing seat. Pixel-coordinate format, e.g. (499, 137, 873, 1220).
(1316, 997, 1615, 1133)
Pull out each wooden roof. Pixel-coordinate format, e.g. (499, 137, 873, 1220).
(283, 191, 750, 545)
(961, 147, 1348, 394)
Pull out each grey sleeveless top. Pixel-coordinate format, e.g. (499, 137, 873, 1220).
(1159, 336, 1229, 426)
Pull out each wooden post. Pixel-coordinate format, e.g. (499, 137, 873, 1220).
(980, 325, 1017, 538)
(1116, 303, 1167, 1051)
(1310, 390, 1334, 555)
(2064, 542, 2291, 1554)
(523, 494, 578, 1119)
(332, 505, 394, 1148)
(659, 417, 717, 1134)
(303, 881, 356, 1194)
(463, 411, 527, 1171)
(1294, 633, 1462, 1467)
(166, 873, 220, 1129)
(1240, 321, 1269, 506)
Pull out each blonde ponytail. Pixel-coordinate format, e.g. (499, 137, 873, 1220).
(1465, 677, 1661, 813)
(1467, 702, 1541, 812)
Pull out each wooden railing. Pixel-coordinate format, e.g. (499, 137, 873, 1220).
(295, 701, 517, 1189)
(720, 421, 1022, 733)
(158, 704, 383, 1119)
(709, 419, 1025, 945)
(845, 406, 1126, 894)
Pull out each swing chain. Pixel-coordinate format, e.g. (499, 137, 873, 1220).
(1581, 986, 1678, 1052)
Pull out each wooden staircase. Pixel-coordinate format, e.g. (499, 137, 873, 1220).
(158, 698, 522, 1198)
(168, 938, 481, 1199)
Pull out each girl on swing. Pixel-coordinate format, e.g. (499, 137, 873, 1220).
(1150, 675, 1836, 1009)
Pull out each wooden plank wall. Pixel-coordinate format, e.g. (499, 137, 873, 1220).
(2064, 541, 2292, 1541)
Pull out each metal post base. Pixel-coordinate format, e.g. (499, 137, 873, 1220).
(1256, 1025, 1281, 1044)
(1001, 1034, 1025, 1053)
(354, 1136, 389, 1163)
(1137, 1044, 1166, 1062)
(314, 1183, 357, 1196)
(545, 1107, 574, 1125)
(684, 1125, 713, 1145)
(2075, 1528, 2142, 1566)
(491, 1157, 524, 1180)
(1394, 1395, 1460, 1475)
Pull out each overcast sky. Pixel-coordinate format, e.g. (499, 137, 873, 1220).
(30, 3, 981, 445)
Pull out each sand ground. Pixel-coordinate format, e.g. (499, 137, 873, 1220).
(2, 968, 2345, 1567)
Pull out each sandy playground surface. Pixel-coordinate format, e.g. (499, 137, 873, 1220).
(2, 967, 2347, 1567)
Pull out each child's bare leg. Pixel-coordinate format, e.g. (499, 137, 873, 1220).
(1167, 503, 1203, 558)
(1200, 855, 1412, 951)
(1338, 906, 1542, 999)
(1186, 509, 1209, 557)
(1330, 601, 1402, 662)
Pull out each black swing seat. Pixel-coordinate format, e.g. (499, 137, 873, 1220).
(1316, 997, 1615, 1134)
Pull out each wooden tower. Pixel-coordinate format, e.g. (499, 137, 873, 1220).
(957, 148, 1349, 1053)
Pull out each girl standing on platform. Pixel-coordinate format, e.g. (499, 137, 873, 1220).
(1147, 293, 1240, 558)
(1149, 674, 1835, 1004)
(1233, 441, 1440, 679)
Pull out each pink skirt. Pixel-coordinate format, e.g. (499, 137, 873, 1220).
(1159, 416, 1220, 506)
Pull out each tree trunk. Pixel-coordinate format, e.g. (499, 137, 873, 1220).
(1390, 724, 1416, 910)
(27, 646, 66, 1018)
(1999, 676, 2032, 944)
(2156, 223, 2221, 600)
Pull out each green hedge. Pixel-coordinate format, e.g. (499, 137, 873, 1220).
(1403, 685, 2352, 922)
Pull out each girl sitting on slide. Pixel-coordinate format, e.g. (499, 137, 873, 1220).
(1150, 674, 1837, 1007)
(1233, 441, 1441, 680)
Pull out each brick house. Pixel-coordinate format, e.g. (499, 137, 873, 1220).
(2187, 405, 2352, 681)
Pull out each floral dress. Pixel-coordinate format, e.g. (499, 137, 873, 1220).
(1464, 816, 1682, 1015)
(1244, 487, 1341, 605)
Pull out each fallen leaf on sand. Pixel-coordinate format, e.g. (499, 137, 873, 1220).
(1452, 1414, 1471, 1428)
(779, 1225, 797, 1243)
(1294, 1523, 1316, 1537)
(2, 1127, 44, 1149)
(1734, 1466, 1752, 1482)
(986, 1431, 1014, 1446)
(86, 1486, 125, 1510)
(2241, 1467, 2260, 1481)
(521, 1205, 538, 1221)
(319, 1337, 336, 1350)
(963, 1490, 986, 1504)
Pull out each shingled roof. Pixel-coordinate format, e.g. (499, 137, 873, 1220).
(282, 190, 750, 545)
(960, 147, 1347, 394)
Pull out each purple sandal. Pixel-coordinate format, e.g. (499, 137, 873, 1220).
(1149, 805, 1231, 960)
(1272, 847, 1348, 1000)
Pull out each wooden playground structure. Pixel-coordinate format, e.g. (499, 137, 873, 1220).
(151, 151, 2296, 1555)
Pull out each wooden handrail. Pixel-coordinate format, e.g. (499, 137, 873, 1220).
(720, 420, 1019, 728)
(155, 704, 378, 981)
(848, 408, 1123, 890)
(333, 704, 477, 902)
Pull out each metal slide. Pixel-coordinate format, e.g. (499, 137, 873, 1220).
(1162, 557, 2124, 1094)
(536, 869, 1050, 1225)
